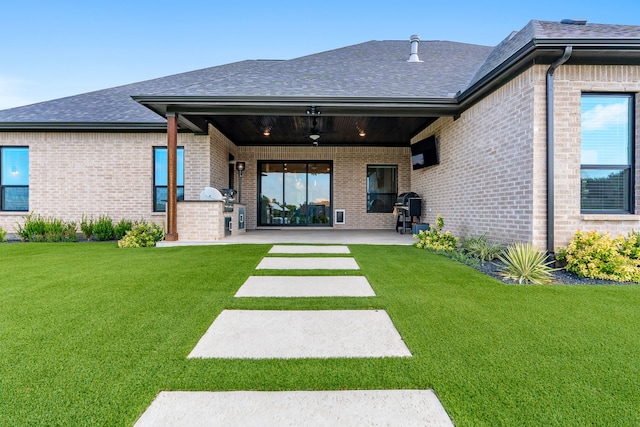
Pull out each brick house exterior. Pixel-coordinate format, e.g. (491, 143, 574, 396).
(1, 20, 640, 250)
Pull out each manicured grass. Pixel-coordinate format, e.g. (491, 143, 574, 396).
(1, 243, 639, 426)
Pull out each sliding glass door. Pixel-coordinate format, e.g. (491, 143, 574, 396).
(259, 161, 332, 226)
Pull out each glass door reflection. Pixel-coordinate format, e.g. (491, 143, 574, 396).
(259, 161, 332, 226)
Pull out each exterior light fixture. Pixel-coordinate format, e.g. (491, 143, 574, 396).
(263, 128, 271, 136)
(236, 161, 246, 203)
(358, 129, 366, 137)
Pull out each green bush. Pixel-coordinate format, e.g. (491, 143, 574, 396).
(460, 233, 503, 261)
(414, 214, 458, 252)
(556, 230, 640, 283)
(498, 242, 555, 284)
(0, 225, 6, 242)
(114, 219, 133, 240)
(117, 222, 164, 248)
(93, 215, 114, 241)
(80, 214, 95, 241)
(15, 213, 77, 242)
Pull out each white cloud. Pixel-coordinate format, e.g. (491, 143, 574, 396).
(582, 102, 628, 131)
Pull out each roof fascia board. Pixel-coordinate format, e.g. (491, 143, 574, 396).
(135, 96, 459, 118)
(0, 122, 167, 132)
(533, 38, 640, 48)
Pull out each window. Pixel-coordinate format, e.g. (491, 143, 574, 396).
(367, 165, 397, 213)
(153, 147, 184, 212)
(1, 147, 29, 211)
(580, 94, 634, 213)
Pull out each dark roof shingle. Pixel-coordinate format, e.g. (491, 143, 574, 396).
(1, 19, 640, 125)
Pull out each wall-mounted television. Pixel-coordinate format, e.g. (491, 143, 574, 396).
(411, 136, 439, 170)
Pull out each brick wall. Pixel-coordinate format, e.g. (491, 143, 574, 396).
(176, 201, 226, 240)
(0, 131, 209, 235)
(236, 145, 411, 229)
(209, 124, 237, 190)
(411, 64, 640, 250)
(411, 68, 538, 245)
(552, 65, 640, 248)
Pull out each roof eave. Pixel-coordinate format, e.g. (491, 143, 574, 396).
(132, 95, 461, 118)
(458, 38, 640, 110)
(0, 122, 167, 132)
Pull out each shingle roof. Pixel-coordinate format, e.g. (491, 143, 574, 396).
(0, 60, 282, 123)
(0, 40, 492, 124)
(1, 19, 639, 126)
(467, 20, 640, 88)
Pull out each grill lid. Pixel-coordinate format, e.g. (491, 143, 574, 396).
(396, 192, 420, 206)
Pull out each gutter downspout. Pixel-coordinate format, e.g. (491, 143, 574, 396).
(546, 46, 572, 253)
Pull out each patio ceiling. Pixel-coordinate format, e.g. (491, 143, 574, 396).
(134, 97, 453, 146)
(198, 114, 436, 146)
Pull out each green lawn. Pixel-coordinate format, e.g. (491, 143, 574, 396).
(1, 243, 639, 426)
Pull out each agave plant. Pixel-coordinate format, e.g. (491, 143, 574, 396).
(461, 233, 504, 261)
(497, 242, 555, 284)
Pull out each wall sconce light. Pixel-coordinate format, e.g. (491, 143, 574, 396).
(235, 161, 245, 203)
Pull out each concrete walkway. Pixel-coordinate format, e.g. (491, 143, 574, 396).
(135, 390, 454, 426)
(135, 244, 454, 426)
(188, 310, 411, 359)
(269, 244, 351, 254)
(235, 276, 375, 297)
(256, 257, 360, 270)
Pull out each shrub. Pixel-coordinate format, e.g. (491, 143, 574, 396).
(620, 230, 640, 260)
(0, 226, 6, 242)
(80, 214, 95, 241)
(460, 233, 503, 261)
(93, 215, 115, 241)
(414, 214, 458, 252)
(118, 221, 165, 248)
(114, 219, 133, 240)
(497, 242, 555, 284)
(556, 230, 640, 283)
(15, 213, 77, 242)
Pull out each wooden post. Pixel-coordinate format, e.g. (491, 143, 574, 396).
(165, 113, 179, 241)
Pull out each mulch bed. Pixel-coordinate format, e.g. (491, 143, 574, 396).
(474, 259, 635, 285)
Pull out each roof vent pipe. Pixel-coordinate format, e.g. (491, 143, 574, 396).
(407, 35, 422, 62)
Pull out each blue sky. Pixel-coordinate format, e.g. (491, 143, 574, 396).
(1, 0, 639, 110)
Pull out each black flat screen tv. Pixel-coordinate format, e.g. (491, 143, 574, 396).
(411, 136, 439, 170)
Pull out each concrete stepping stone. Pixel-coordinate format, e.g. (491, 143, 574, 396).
(256, 257, 359, 270)
(235, 276, 375, 297)
(269, 245, 350, 254)
(134, 389, 454, 426)
(188, 310, 411, 359)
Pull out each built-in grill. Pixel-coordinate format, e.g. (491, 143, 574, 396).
(394, 192, 422, 233)
(221, 188, 236, 213)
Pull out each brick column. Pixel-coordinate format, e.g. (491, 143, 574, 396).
(165, 113, 179, 241)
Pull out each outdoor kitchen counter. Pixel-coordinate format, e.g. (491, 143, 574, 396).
(176, 200, 246, 241)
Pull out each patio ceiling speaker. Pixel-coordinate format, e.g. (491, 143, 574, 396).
(200, 187, 224, 201)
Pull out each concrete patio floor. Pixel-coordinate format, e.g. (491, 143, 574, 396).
(157, 229, 415, 246)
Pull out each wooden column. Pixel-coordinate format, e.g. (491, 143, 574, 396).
(165, 113, 179, 241)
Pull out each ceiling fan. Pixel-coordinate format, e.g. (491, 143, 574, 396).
(309, 117, 321, 146)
